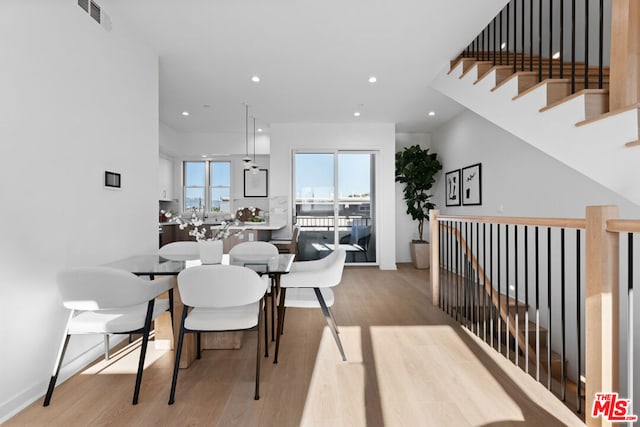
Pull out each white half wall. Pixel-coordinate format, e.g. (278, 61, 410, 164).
(270, 123, 397, 270)
(0, 1, 158, 421)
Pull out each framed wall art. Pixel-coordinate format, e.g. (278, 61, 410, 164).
(244, 169, 268, 197)
(445, 169, 461, 206)
(461, 163, 482, 206)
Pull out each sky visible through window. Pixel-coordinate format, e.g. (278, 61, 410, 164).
(295, 153, 371, 200)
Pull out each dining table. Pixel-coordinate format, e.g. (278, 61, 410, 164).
(104, 252, 295, 368)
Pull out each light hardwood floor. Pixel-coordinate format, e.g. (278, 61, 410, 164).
(6, 265, 584, 426)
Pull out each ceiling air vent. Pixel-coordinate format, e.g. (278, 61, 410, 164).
(78, 0, 101, 25)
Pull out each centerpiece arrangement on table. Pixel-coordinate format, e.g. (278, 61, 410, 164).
(160, 209, 238, 264)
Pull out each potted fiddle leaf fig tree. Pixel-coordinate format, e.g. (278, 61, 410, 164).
(395, 145, 442, 269)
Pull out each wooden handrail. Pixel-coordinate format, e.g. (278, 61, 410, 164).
(437, 214, 586, 229)
(606, 218, 640, 234)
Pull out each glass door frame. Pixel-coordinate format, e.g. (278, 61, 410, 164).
(292, 149, 378, 265)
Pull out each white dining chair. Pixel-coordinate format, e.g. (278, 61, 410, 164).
(273, 248, 347, 363)
(43, 267, 173, 406)
(168, 264, 268, 403)
(229, 241, 279, 348)
(159, 241, 200, 260)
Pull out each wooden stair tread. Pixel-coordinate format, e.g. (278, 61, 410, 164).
(490, 71, 534, 92)
(540, 88, 609, 112)
(459, 61, 493, 79)
(575, 103, 640, 127)
(512, 78, 571, 101)
(625, 140, 640, 147)
(474, 65, 514, 84)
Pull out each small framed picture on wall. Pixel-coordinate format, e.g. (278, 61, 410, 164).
(462, 163, 482, 206)
(445, 169, 461, 206)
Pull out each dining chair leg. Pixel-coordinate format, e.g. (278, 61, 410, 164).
(280, 307, 286, 335)
(132, 300, 155, 405)
(327, 307, 340, 334)
(270, 279, 276, 341)
(168, 306, 189, 405)
(273, 288, 287, 364)
(264, 298, 269, 357)
(168, 288, 174, 327)
(104, 335, 110, 361)
(43, 334, 71, 406)
(255, 298, 263, 400)
(43, 310, 74, 407)
(313, 288, 346, 362)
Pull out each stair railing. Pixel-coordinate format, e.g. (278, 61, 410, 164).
(429, 206, 637, 426)
(460, 0, 610, 94)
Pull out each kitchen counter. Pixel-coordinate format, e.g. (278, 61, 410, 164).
(159, 220, 286, 231)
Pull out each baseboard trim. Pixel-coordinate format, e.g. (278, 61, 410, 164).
(0, 335, 127, 423)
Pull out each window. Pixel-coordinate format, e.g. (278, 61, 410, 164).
(183, 161, 231, 213)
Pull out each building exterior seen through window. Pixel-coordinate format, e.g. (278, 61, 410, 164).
(183, 161, 231, 214)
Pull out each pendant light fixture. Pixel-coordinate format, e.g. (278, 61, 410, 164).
(251, 116, 260, 174)
(242, 103, 252, 169)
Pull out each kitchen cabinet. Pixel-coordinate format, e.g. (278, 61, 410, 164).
(159, 156, 174, 201)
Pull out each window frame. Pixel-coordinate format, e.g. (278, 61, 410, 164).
(182, 160, 231, 214)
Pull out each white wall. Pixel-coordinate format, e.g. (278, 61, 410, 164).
(395, 133, 436, 262)
(0, 1, 158, 421)
(431, 109, 640, 401)
(270, 123, 397, 269)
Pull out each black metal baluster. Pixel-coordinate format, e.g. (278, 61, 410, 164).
(538, 0, 543, 82)
(440, 223, 444, 309)
(547, 227, 552, 390)
(463, 221, 469, 328)
(584, 0, 590, 89)
(515, 225, 520, 367)
(449, 222, 453, 316)
(476, 222, 481, 334)
(521, 0, 525, 71)
(561, 228, 567, 401)
(535, 226, 541, 382)
(493, 16, 497, 65)
(506, 2, 511, 66)
(471, 222, 475, 332)
(513, 0, 518, 73)
(560, 0, 565, 78)
(483, 223, 487, 342)
(598, 0, 603, 88)
(571, 0, 576, 93)
(481, 28, 485, 62)
(498, 224, 502, 354)
(490, 224, 495, 348)
(628, 233, 634, 418)
(500, 9, 504, 65)
(576, 229, 582, 413)
(506, 224, 510, 361)
(525, 226, 530, 374)
(456, 222, 460, 322)
(549, 0, 553, 79)
(529, 0, 534, 71)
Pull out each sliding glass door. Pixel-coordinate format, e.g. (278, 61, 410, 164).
(294, 151, 376, 264)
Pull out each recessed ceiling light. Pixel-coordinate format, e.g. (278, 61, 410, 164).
(368, 76, 377, 83)
(354, 111, 361, 117)
(552, 51, 560, 59)
(501, 42, 507, 50)
(181, 111, 190, 116)
(257, 128, 263, 132)
(428, 111, 436, 116)
(201, 155, 207, 158)
(251, 75, 261, 83)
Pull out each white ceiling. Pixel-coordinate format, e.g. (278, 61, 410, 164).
(109, 0, 508, 135)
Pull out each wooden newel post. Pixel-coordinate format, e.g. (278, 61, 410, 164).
(585, 206, 620, 427)
(609, 0, 640, 111)
(430, 210, 440, 306)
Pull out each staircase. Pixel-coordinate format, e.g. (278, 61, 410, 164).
(432, 53, 640, 206)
